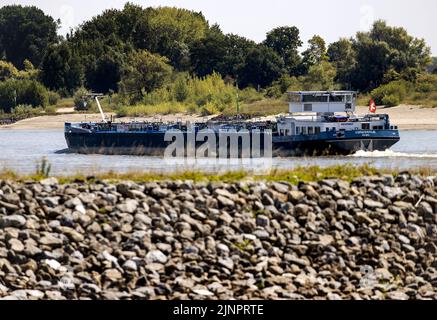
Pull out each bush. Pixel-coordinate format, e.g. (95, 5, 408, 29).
(11, 104, 43, 118)
(200, 102, 220, 116)
(415, 73, 437, 93)
(381, 94, 400, 107)
(370, 80, 410, 106)
(0, 79, 49, 112)
(48, 91, 61, 105)
(73, 87, 92, 110)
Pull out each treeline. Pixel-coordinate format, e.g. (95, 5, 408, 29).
(0, 3, 436, 115)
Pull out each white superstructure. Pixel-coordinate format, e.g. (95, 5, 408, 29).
(276, 91, 394, 137)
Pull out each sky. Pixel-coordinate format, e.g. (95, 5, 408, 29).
(2, 0, 436, 55)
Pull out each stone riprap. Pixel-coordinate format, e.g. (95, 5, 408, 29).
(0, 173, 436, 300)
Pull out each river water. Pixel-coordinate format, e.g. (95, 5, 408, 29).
(0, 129, 436, 175)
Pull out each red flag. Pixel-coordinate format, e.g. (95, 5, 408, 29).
(369, 99, 377, 113)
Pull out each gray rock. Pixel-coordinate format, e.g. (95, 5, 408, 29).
(217, 195, 235, 207)
(123, 260, 138, 271)
(218, 257, 234, 270)
(146, 250, 168, 264)
(0, 214, 26, 228)
(288, 191, 305, 203)
(364, 199, 384, 209)
(256, 215, 270, 227)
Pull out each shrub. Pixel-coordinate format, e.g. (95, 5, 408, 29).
(0, 79, 48, 112)
(415, 73, 437, 93)
(48, 91, 61, 105)
(73, 87, 92, 110)
(381, 94, 400, 107)
(200, 102, 220, 116)
(0, 60, 19, 80)
(11, 104, 43, 118)
(370, 80, 410, 106)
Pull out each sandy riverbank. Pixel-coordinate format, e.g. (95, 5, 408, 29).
(0, 104, 436, 130)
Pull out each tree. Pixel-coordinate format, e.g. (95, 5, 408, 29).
(133, 6, 209, 70)
(0, 79, 48, 112)
(40, 42, 83, 93)
(0, 5, 59, 68)
(301, 61, 337, 91)
(263, 26, 302, 75)
(119, 50, 173, 100)
(189, 25, 227, 77)
(327, 39, 357, 88)
(428, 57, 437, 74)
(301, 35, 328, 73)
(351, 20, 431, 91)
(240, 45, 285, 88)
(0, 60, 19, 81)
(219, 34, 257, 82)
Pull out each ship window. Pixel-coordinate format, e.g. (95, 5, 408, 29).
(302, 127, 307, 135)
(326, 128, 329, 132)
(302, 95, 328, 103)
(308, 127, 314, 135)
(304, 104, 312, 111)
(362, 123, 370, 130)
(329, 95, 344, 102)
(296, 127, 300, 135)
(332, 127, 336, 131)
(315, 127, 321, 134)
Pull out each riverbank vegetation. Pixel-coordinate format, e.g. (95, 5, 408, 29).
(0, 3, 436, 119)
(0, 164, 385, 183)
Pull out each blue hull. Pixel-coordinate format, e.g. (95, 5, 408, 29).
(65, 129, 400, 157)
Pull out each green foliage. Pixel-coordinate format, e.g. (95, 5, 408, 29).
(328, 38, 356, 88)
(40, 42, 83, 93)
(263, 26, 302, 75)
(301, 61, 337, 91)
(0, 60, 19, 80)
(48, 91, 61, 106)
(11, 104, 43, 118)
(73, 87, 92, 110)
(135, 6, 209, 69)
(301, 35, 328, 73)
(351, 20, 431, 91)
(0, 5, 59, 68)
(116, 72, 263, 116)
(190, 25, 227, 77)
(0, 79, 48, 112)
(415, 73, 437, 93)
(239, 45, 285, 88)
(370, 80, 411, 106)
(428, 57, 437, 74)
(266, 61, 337, 96)
(119, 50, 173, 102)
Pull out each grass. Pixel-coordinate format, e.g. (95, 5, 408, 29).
(1, 164, 430, 185)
